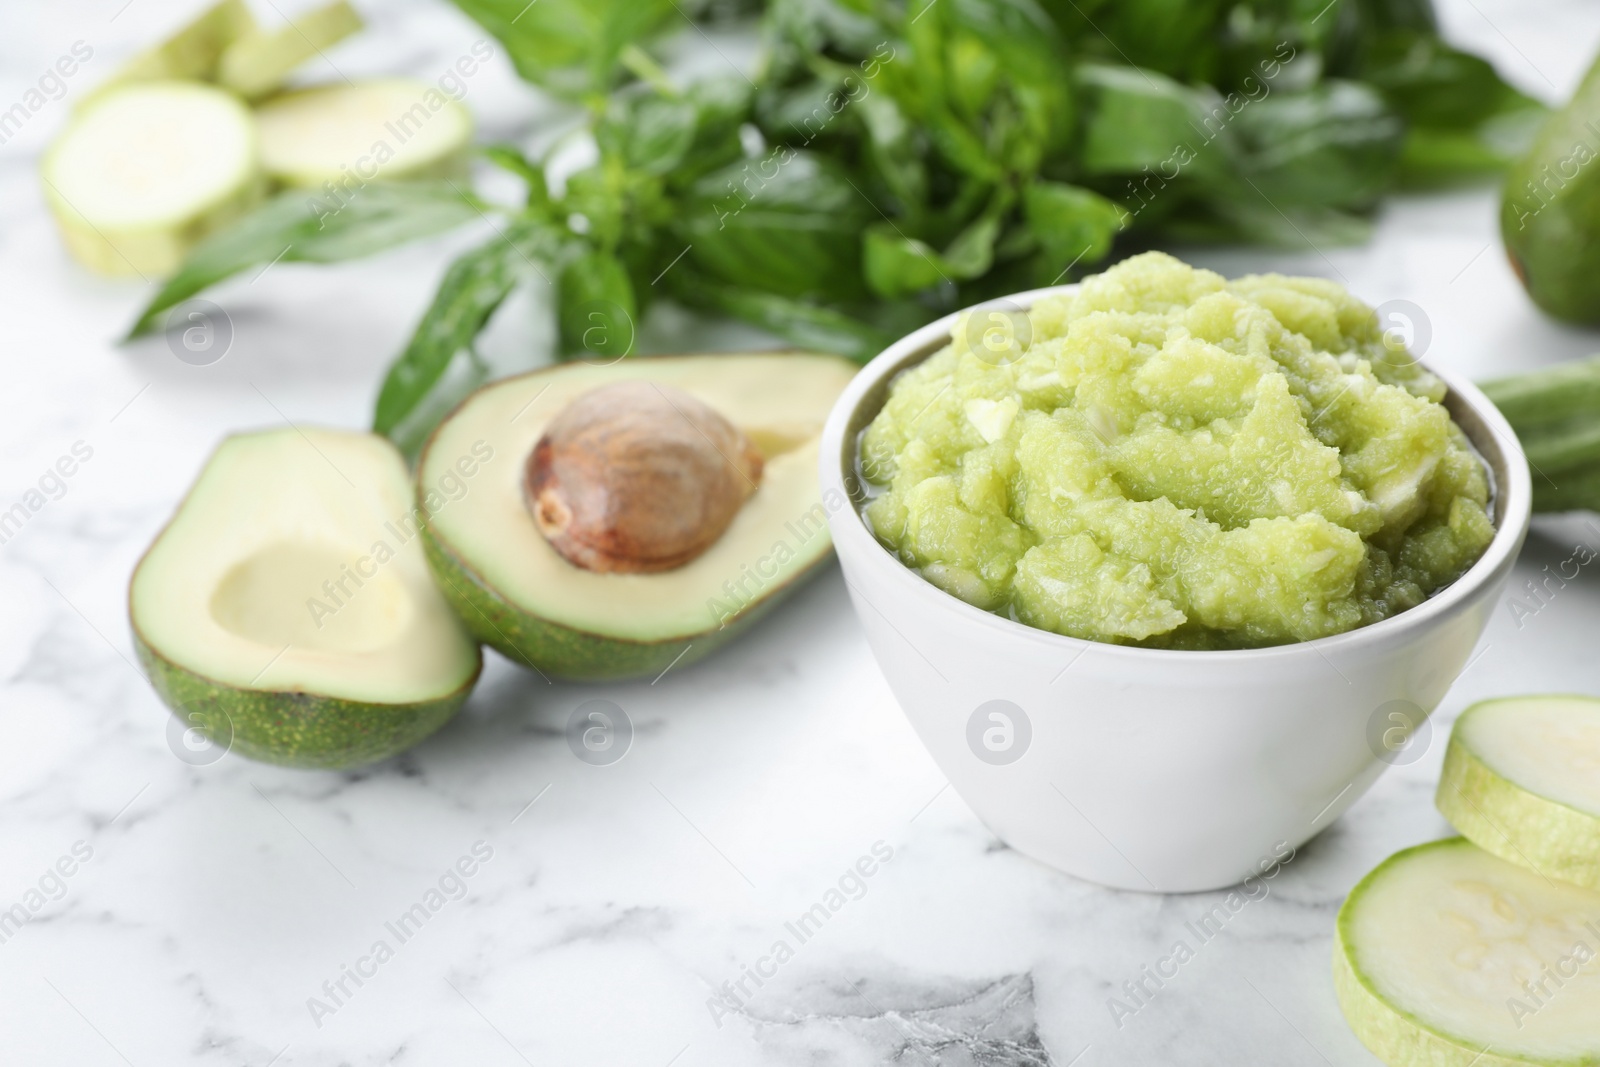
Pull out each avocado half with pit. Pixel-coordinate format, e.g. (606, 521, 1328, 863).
(418, 353, 859, 681)
(130, 428, 481, 769)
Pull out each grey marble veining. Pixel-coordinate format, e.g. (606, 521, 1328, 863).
(4, 0, 1600, 1064)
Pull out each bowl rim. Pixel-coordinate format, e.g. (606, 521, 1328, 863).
(819, 282, 1533, 663)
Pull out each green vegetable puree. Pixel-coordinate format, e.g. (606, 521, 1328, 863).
(859, 253, 1495, 649)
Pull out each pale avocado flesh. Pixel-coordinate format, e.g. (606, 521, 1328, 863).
(130, 427, 481, 769)
(418, 354, 859, 681)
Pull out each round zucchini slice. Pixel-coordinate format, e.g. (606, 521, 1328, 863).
(1438, 695, 1600, 890)
(1334, 838, 1600, 1067)
(43, 82, 261, 277)
(255, 79, 473, 187)
(217, 0, 363, 100)
(78, 0, 256, 109)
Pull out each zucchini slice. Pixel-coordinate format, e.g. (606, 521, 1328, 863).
(218, 0, 363, 100)
(255, 79, 473, 187)
(43, 82, 262, 277)
(80, 0, 256, 108)
(1438, 695, 1600, 890)
(1334, 838, 1600, 1067)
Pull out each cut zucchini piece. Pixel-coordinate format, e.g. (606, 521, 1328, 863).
(218, 0, 363, 100)
(1334, 838, 1600, 1067)
(131, 428, 482, 769)
(255, 79, 473, 187)
(1438, 695, 1600, 890)
(44, 82, 262, 277)
(80, 0, 256, 108)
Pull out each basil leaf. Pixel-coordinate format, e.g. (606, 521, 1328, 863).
(1398, 115, 1543, 188)
(1353, 28, 1545, 187)
(1360, 30, 1537, 131)
(863, 226, 948, 298)
(1173, 199, 1372, 248)
(126, 181, 484, 337)
(1232, 82, 1403, 208)
(1051, 0, 1231, 85)
(1077, 63, 1230, 180)
(677, 152, 872, 301)
(1023, 181, 1125, 269)
(856, 92, 928, 210)
(482, 144, 551, 208)
(1369, 0, 1438, 32)
(942, 0, 1062, 82)
(861, 211, 1002, 298)
(447, 0, 673, 98)
(373, 219, 558, 443)
(680, 283, 895, 362)
(383, 352, 494, 464)
(557, 246, 637, 360)
(671, 77, 751, 187)
(925, 108, 1006, 182)
(946, 32, 1002, 121)
(597, 92, 698, 176)
(763, 0, 886, 66)
(941, 212, 1001, 278)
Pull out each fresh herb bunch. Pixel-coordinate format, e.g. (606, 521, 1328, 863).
(128, 0, 1542, 456)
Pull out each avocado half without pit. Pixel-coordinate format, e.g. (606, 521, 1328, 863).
(130, 428, 481, 769)
(419, 353, 858, 681)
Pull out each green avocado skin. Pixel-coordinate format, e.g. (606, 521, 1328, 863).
(1502, 51, 1600, 322)
(134, 629, 479, 770)
(420, 525, 823, 682)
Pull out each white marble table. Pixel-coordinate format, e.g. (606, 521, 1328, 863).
(4, 1, 1600, 1064)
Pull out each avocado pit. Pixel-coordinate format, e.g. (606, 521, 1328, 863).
(524, 380, 764, 573)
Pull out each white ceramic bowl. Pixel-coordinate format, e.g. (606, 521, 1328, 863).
(820, 285, 1531, 892)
